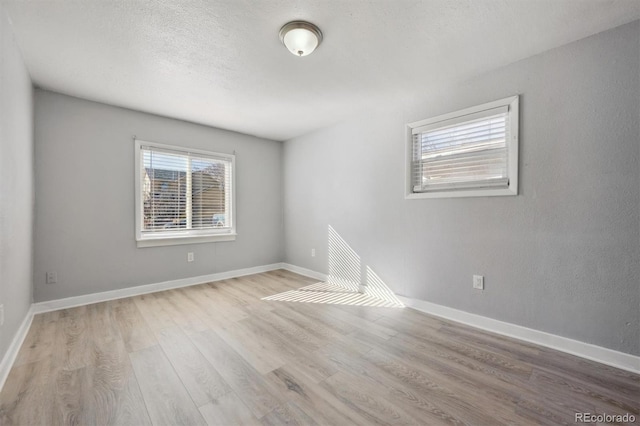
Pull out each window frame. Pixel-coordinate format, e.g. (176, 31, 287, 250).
(405, 95, 519, 199)
(134, 139, 237, 248)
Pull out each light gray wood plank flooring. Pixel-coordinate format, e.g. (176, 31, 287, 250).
(1, 269, 638, 425)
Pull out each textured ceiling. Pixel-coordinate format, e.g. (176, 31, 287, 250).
(3, 0, 640, 141)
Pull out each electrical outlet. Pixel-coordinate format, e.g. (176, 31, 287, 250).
(46, 271, 57, 284)
(311, 248, 316, 257)
(473, 275, 484, 290)
(187, 252, 194, 262)
(0, 304, 4, 326)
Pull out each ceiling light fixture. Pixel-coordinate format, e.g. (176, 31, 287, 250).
(279, 21, 323, 57)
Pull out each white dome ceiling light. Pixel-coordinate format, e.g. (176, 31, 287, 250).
(279, 21, 323, 57)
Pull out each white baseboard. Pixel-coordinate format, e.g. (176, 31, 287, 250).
(398, 295, 640, 374)
(0, 305, 35, 391)
(32, 263, 284, 314)
(280, 263, 327, 282)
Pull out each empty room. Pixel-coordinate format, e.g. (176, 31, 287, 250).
(0, 0, 639, 425)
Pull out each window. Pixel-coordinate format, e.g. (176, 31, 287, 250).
(406, 96, 519, 198)
(135, 139, 236, 247)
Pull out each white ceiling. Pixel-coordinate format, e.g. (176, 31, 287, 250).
(4, 1, 640, 141)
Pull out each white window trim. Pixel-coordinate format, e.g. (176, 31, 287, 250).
(405, 95, 519, 199)
(134, 139, 237, 248)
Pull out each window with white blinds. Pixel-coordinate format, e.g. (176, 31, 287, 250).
(407, 96, 519, 199)
(134, 139, 236, 247)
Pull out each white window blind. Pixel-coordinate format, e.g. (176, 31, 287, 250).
(135, 140, 235, 247)
(408, 96, 519, 198)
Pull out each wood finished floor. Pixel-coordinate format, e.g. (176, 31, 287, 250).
(1, 269, 638, 425)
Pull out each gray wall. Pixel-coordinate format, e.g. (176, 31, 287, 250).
(34, 91, 283, 302)
(283, 21, 640, 355)
(0, 4, 34, 362)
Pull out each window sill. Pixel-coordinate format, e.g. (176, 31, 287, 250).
(136, 233, 237, 248)
(406, 187, 517, 199)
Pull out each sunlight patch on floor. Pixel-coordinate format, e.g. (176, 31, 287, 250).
(262, 282, 404, 308)
(263, 225, 404, 308)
